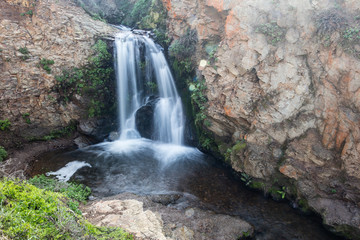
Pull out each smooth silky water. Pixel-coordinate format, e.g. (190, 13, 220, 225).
(29, 29, 344, 240)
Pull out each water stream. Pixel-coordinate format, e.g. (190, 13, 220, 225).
(29, 29, 344, 240)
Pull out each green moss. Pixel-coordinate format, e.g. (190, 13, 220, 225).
(232, 141, 247, 152)
(249, 181, 265, 190)
(0, 146, 7, 162)
(298, 198, 311, 213)
(0, 178, 133, 240)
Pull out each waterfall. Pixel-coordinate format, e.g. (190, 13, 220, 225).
(114, 30, 184, 145)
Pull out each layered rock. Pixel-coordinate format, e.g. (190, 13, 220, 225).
(163, 0, 360, 238)
(0, 0, 116, 140)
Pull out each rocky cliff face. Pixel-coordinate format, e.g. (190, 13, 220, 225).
(0, 0, 116, 141)
(163, 0, 360, 238)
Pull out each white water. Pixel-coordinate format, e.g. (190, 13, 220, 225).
(114, 31, 185, 145)
(46, 161, 91, 182)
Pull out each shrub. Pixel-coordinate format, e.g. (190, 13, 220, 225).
(54, 40, 115, 117)
(0, 119, 11, 131)
(169, 29, 198, 61)
(0, 178, 133, 240)
(123, 0, 152, 27)
(315, 9, 347, 36)
(0, 146, 7, 162)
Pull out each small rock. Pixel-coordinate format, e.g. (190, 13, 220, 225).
(108, 131, 120, 141)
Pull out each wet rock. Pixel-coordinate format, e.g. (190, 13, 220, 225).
(135, 96, 159, 139)
(135, 105, 154, 139)
(74, 136, 92, 148)
(108, 131, 120, 141)
(150, 194, 182, 205)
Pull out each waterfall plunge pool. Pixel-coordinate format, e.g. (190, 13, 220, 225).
(28, 138, 344, 240)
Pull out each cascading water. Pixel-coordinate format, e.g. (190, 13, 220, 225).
(114, 30, 184, 145)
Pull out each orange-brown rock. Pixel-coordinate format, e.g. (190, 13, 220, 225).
(163, 0, 360, 237)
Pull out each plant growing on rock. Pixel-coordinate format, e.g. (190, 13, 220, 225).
(0, 119, 11, 131)
(0, 146, 7, 162)
(18, 47, 30, 61)
(255, 22, 285, 45)
(315, 9, 347, 36)
(20, 10, 33, 17)
(54, 40, 115, 117)
(240, 173, 252, 186)
(22, 113, 31, 124)
(169, 29, 198, 61)
(39, 58, 55, 74)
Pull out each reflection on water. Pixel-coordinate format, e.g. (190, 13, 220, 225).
(29, 139, 344, 240)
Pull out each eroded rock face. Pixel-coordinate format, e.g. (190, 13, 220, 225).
(163, 0, 360, 237)
(0, 0, 116, 139)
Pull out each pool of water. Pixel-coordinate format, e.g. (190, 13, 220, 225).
(29, 139, 344, 240)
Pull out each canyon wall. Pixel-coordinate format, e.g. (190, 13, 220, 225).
(163, 0, 360, 238)
(0, 0, 116, 142)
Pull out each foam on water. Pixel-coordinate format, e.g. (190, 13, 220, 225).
(47, 161, 91, 182)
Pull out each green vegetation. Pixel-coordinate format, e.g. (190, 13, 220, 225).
(18, 47, 30, 61)
(240, 173, 252, 186)
(28, 121, 76, 141)
(29, 175, 91, 214)
(238, 231, 252, 240)
(0, 177, 133, 239)
(255, 22, 285, 45)
(188, 80, 207, 125)
(123, 0, 166, 31)
(0, 119, 11, 131)
(249, 181, 265, 190)
(18, 47, 29, 55)
(54, 40, 115, 117)
(315, 9, 360, 58)
(0, 146, 7, 162)
(330, 188, 337, 194)
(146, 81, 158, 92)
(22, 113, 31, 124)
(126, 0, 152, 27)
(39, 58, 55, 74)
(224, 140, 247, 163)
(153, 28, 170, 48)
(20, 10, 33, 17)
(169, 29, 198, 62)
(276, 186, 286, 199)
